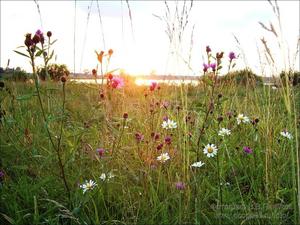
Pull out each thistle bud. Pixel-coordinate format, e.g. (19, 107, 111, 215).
(47, 31, 52, 38)
(61, 76, 67, 83)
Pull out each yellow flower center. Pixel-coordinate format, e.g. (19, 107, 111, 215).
(207, 147, 213, 153)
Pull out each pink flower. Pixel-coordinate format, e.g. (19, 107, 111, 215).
(111, 77, 124, 89)
(229, 52, 236, 61)
(243, 146, 253, 154)
(96, 148, 105, 157)
(209, 63, 216, 71)
(150, 82, 158, 91)
(175, 182, 186, 190)
(203, 63, 209, 73)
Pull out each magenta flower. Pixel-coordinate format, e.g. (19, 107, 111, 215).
(135, 133, 144, 142)
(35, 29, 44, 44)
(111, 77, 124, 89)
(96, 148, 105, 157)
(203, 63, 209, 73)
(243, 146, 253, 154)
(156, 143, 164, 151)
(150, 82, 158, 91)
(164, 136, 172, 145)
(0, 170, 4, 178)
(175, 182, 186, 190)
(206, 45, 211, 53)
(229, 52, 236, 61)
(209, 63, 216, 71)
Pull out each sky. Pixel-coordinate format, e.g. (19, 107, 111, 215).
(0, 0, 299, 76)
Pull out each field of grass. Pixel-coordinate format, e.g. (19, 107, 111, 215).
(0, 77, 299, 224)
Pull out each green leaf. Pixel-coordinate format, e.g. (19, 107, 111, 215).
(16, 93, 35, 101)
(50, 39, 58, 45)
(13, 50, 29, 58)
(35, 49, 44, 57)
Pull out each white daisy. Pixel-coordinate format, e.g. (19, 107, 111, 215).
(280, 130, 293, 140)
(80, 180, 97, 194)
(190, 161, 205, 168)
(218, 128, 231, 137)
(100, 172, 115, 181)
(236, 114, 250, 125)
(203, 144, 218, 158)
(161, 119, 177, 129)
(99, 173, 106, 181)
(157, 152, 170, 163)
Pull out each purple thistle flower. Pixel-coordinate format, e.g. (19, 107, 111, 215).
(203, 63, 209, 73)
(206, 45, 211, 53)
(135, 133, 144, 142)
(175, 181, 186, 190)
(156, 143, 164, 151)
(164, 136, 172, 145)
(96, 148, 105, 157)
(0, 170, 4, 178)
(229, 52, 236, 61)
(243, 146, 253, 154)
(209, 63, 216, 71)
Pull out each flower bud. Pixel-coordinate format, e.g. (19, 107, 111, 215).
(47, 31, 52, 38)
(61, 76, 67, 83)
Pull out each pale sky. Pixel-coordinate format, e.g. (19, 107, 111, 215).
(1, 0, 299, 76)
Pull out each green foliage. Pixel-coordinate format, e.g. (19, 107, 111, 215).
(280, 70, 300, 86)
(219, 69, 263, 86)
(37, 64, 70, 81)
(0, 80, 298, 224)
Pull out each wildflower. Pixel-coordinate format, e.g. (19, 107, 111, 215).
(151, 132, 160, 141)
(190, 161, 205, 168)
(24, 33, 33, 47)
(80, 180, 97, 194)
(175, 182, 186, 190)
(216, 52, 224, 59)
(243, 146, 253, 154)
(32, 34, 40, 44)
(272, 86, 277, 90)
(108, 49, 113, 57)
(209, 63, 216, 71)
(135, 133, 144, 142)
(203, 63, 209, 73)
(46, 31, 52, 38)
(99, 172, 115, 182)
(280, 130, 293, 140)
(123, 112, 128, 119)
(217, 116, 224, 123)
(150, 81, 158, 91)
(164, 136, 172, 145)
(111, 77, 124, 89)
(161, 101, 169, 109)
(236, 114, 250, 125)
(206, 45, 211, 53)
(92, 69, 97, 76)
(0, 170, 4, 179)
(96, 148, 105, 157)
(229, 52, 236, 61)
(108, 74, 113, 80)
(96, 50, 104, 64)
(99, 173, 106, 181)
(156, 143, 164, 151)
(203, 144, 218, 158)
(218, 128, 231, 137)
(157, 152, 170, 163)
(161, 119, 177, 129)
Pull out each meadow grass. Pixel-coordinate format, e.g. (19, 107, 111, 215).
(0, 77, 299, 225)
